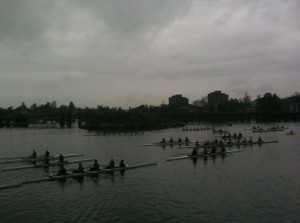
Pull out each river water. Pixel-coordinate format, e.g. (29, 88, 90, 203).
(0, 123, 299, 223)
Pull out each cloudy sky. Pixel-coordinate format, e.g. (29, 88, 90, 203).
(0, 0, 299, 108)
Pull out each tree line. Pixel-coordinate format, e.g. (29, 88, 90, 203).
(0, 92, 299, 130)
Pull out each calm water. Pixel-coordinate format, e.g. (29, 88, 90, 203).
(0, 123, 300, 223)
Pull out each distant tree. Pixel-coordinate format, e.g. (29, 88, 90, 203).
(192, 97, 207, 107)
(50, 101, 57, 108)
(30, 103, 37, 109)
(243, 92, 251, 104)
(15, 102, 27, 111)
(68, 101, 75, 110)
(256, 92, 282, 112)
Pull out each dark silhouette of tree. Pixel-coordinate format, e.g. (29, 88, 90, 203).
(256, 93, 282, 112)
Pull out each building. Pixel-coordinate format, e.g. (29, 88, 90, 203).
(169, 94, 189, 106)
(282, 95, 300, 112)
(208, 91, 228, 106)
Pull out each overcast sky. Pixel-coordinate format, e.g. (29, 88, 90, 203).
(0, 0, 299, 108)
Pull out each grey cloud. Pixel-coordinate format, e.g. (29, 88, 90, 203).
(0, 0, 299, 108)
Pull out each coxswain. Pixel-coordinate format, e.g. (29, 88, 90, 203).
(59, 154, 64, 162)
(90, 160, 100, 171)
(191, 148, 198, 156)
(30, 149, 37, 158)
(119, 160, 126, 168)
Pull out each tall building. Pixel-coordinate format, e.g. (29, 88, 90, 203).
(208, 91, 228, 106)
(169, 94, 189, 106)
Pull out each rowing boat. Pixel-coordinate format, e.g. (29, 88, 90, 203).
(0, 162, 157, 190)
(1, 158, 95, 171)
(253, 128, 285, 133)
(0, 154, 83, 164)
(51, 162, 158, 179)
(193, 140, 279, 148)
(166, 149, 243, 162)
(0, 182, 22, 190)
(143, 141, 197, 146)
(223, 140, 278, 147)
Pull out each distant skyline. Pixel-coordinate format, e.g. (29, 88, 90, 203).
(0, 1, 299, 108)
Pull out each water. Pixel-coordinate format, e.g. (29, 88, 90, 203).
(0, 123, 300, 223)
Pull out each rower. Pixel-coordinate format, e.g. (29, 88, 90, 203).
(203, 147, 208, 154)
(185, 137, 189, 143)
(191, 148, 198, 156)
(178, 138, 182, 143)
(57, 165, 67, 176)
(218, 140, 224, 146)
(210, 147, 216, 154)
(119, 159, 125, 168)
(258, 136, 263, 143)
(30, 149, 37, 158)
(73, 162, 84, 173)
(249, 136, 253, 143)
(220, 145, 226, 153)
(59, 154, 64, 162)
(44, 150, 50, 164)
(90, 160, 100, 171)
(160, 138, 166, 143)
(169, 137, 173, 143)
(107, 159, 115, 169)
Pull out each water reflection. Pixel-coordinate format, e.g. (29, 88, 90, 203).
(192, 157, 197, 166)
(120, 170, 126, 176)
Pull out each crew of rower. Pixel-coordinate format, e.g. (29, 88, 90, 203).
(159, 137, 189, 144)
(221, 132, 243, 140)
(191, 144, 227, 157)
(27, 149, 126, 175)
